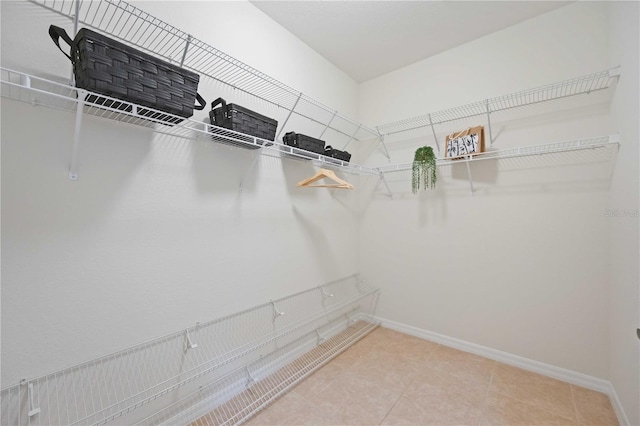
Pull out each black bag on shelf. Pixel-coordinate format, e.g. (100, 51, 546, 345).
(209, 98, 278, 147)
(48, 25, 206, 125)
(282, 132, 326, 158)
(324, 145, 351, 162)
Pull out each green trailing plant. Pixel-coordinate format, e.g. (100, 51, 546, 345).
(412, 146, 437, 193)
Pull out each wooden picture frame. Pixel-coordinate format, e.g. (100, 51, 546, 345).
(445, 125, 485, 159)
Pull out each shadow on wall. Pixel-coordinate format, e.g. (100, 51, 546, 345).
(450, 158, 499, 183)
(364, 145, 618, 201)
(291, 205, 339, 275)
(358, 136, 388, 164)
(190, 123, 263, 195)
(1, 101, 154, 231)
(281, 158, 319, 199)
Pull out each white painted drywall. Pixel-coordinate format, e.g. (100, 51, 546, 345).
(607, 2, 640, 424)
(0, 0, 362, 390)
(357, 1, 616, 380)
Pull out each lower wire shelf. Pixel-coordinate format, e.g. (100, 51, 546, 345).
(0, 275, 379, 426)
(140, 319, 379, 426)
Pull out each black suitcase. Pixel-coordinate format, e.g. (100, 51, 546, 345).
(209, 98, 277, 148)
(282, 132, 326, 158)
(324, 145, 351, 162)
(49, 25, 206, 125)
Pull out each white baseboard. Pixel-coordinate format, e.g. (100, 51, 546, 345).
(605, 382, 632, 426)
(375, 316, 630, 426)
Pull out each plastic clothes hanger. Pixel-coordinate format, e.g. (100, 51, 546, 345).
(297, 168, 354, 189)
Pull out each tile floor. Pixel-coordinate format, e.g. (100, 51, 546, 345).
(244, 327, 619, 426)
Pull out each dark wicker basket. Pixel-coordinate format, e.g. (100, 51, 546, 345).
(49, 25, 205, 124)
(282, 132, 326, 158)
(209, 98, 278, 146)
(325, 145, 351, 162)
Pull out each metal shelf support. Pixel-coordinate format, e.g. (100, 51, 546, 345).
(27, 382, 40, 418)
(185, 329, 198, 350)
(343, 124, 362, 150)
(376, 134, 391, 160)
(485, 99, 494, 146)
(276, 92, 302, 141)
(379, 172, 393, 198)
(428, 113, 441, 154)
(465, 157, 475, 195)
(69, 89, 87, 181)
(319, 111, 337, 139)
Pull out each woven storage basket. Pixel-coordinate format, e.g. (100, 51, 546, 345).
(209, 98, 278, 148)
(49, 25, 205, 125)
(282, 132, 326, 159)
(324, 145, 351, 162)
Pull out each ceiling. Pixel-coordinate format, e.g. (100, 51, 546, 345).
(251, 1, 570, 83)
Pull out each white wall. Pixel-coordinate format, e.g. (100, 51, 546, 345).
(1, 0, 361, 387)
(607, 2, 640, 424)
(357, 1, 616, 380)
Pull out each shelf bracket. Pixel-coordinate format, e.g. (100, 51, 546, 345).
(276, 92, 302, 141)
(245, 366, 256, 388)
(184, 329, 198, 350)
(319, 111, 337, 139)
(180, 35, 192, 68)
(319, 286, 334, 309)
(609, 133, 621, 144)
(428, 114, 441, 154)
(346, 312, 357, 326)
(69, 89, 87, 180)
(379, 171, 393, 198)
(27, 381, 40, 417)
(465, 156, 475, 195)
(485, 99, 494, 146)
(270, 299, 285, 321)
(376, 133, 391, 160)
(343, 124, 361, 150)
(320, 287, 334, 300)
(69, 0, 80, 85)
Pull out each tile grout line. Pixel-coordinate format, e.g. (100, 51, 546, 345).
(488, 362, 580, 423)
(570, 384, 580, 424)
(377, 343, 440, 425)
(475, 360, 498, 426)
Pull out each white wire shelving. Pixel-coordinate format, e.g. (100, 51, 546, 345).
(137, 317, 377, 426)
(0, 68, 380, 179)
(375, 67, 620, 154)
(373, 135, 621, 196)
(26, 0, 388, 157)
(0, 275, 380, 426)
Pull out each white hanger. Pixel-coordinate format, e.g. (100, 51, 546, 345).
(297, 168, 354, 189)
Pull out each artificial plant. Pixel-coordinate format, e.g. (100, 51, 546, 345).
(412, 146, 437, 193)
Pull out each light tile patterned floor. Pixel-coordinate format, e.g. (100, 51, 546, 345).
(244, 327, 619, 426)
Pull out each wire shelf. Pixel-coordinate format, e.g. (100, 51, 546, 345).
(0, 275, 380, 426)
(138, 320, 379, 426)
(27, 0, 379, 144)
(376, 68, 620, 136)
(374, 135, 620, 174)
(0, 68, 379, 176)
